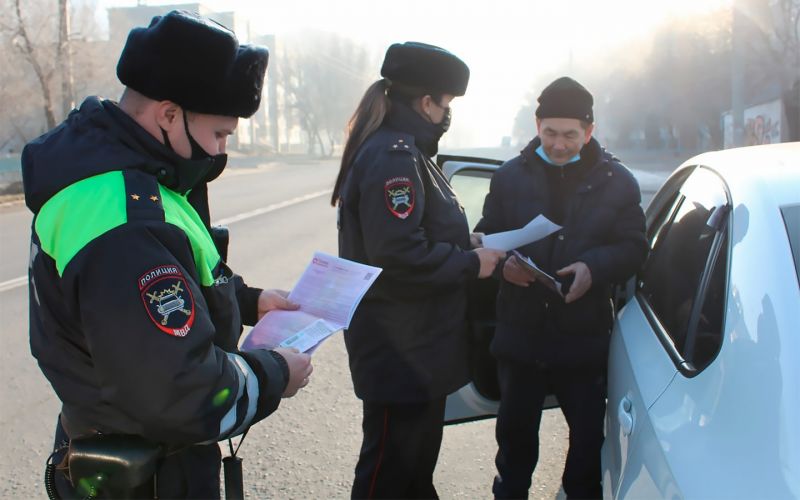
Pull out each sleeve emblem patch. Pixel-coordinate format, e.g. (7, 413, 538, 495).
(139, 266, 195, 337)
(384, 176, 415, 219)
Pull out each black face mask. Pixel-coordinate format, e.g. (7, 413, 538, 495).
(159, 109, 228, 194)
(437, 107, 452, 134)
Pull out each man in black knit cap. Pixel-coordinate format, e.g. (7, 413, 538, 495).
(475, 77, 648, 498)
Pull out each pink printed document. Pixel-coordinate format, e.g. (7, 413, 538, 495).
(241, 252, 381, 353)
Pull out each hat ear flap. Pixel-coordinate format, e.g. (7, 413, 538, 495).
(227, 46, 269, 117)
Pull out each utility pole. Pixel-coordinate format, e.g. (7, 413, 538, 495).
(58, 0, 75, 117)
(730, 0, 746, 147)
(731, 0, 746, 147)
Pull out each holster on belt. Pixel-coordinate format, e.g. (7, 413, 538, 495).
(61, 426, 164, 499)
(67, 434, 163, 498)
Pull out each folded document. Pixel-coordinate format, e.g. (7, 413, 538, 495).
(241, 252, 381, 353)
(511, 250, 564, 299)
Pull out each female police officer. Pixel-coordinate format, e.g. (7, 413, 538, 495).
(331, 42, 504, 499)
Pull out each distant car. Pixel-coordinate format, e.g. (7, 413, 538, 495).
(440, 143, 800, 498)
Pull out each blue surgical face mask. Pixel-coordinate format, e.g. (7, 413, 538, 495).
(535, 144, 580, 167)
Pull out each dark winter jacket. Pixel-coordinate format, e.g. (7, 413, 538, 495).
(338, 101, 480, 403)
(23, 97, 286, 445)
(475, 137, 647, 368)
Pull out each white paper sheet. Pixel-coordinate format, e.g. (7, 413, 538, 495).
(481, 214, 561, 251)
(278, 318, 337, 353)
(241, 252, 381, 353)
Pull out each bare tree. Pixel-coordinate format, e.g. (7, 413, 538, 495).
(739, 0, 799, 88)
(58, 0, 75, 116)
(737, 0, 800, 139)
(580, 9, 731, 151)
(5, 0, 58, 130)
(0, 0, 116, 152)
(279, 32, 374, 156)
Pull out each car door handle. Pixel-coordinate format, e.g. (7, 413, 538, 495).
(618, 397, 634, 436)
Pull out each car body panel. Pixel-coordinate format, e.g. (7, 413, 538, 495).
(602, 300, 678, 498)
(612, 408, 681, 500)
(444, 382, 499, 424)
(637, 159, 800, 498)
(604, 143, 800, 499)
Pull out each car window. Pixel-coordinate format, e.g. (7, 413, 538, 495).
(638, 167, 729, 369)
(781, 204, 800, 288)
(450, 168, 493, 230)
(689, 231, 728, 371)
(646, 189, 683, 244)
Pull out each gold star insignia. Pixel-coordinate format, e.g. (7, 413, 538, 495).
(150, 195, 159, 202)
(130, 194, 140, 200)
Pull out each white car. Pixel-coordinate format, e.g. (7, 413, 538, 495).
(441, 143, 800, 498)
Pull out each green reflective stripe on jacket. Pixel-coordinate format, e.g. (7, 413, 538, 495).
(159, 185, 220, 286)
(35, 171, 127, 276)
(35, 170, 221, 284)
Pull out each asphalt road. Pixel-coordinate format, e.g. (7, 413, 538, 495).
(0, 155, 669, 499)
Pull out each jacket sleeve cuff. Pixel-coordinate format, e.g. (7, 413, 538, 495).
(577, 253, 608, 287)
(235, 277, 263, 326)
(466, 250, 481, 279)
(493, 253, 509, 281)
(238, 349, 285, 422)
(267, 350, 290, 391)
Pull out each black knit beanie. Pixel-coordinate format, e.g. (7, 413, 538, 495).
(535, 76, 594, 123)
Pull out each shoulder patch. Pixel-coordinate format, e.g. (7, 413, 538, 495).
(384, 176, 415, 219)
(139, 265, 195, 337)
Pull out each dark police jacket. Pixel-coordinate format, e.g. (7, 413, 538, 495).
(22, 97, 286, 445)
(338, 102, 480, 403)
(475, 137, 647, 369)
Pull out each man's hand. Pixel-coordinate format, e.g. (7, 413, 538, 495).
(272, 347, 313, 397)
(470, 232, 485, 249)
(257, 289, 299, 320)
(475, 248, 505, 278)
(557, 262, 592, 303)
(503, 255, 536, 287)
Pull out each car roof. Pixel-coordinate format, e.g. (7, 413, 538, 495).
(679, 142, 800, 208)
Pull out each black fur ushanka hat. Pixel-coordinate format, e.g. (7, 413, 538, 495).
(381, 42, 470, 97)
(117, 10, 269, 118)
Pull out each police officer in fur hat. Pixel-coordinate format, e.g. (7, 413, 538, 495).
(475, 77, 648, 498)
(23, 10, 312, 498)
(332, 42, 505, 498)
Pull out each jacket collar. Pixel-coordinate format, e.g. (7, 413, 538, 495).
(520, 136, 616, 193)
(384, 100, 443, 157)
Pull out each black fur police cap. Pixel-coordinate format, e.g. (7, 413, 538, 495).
(117, 10, 269, 118)
(535, 77, 594, 123)
(381, 42, 470, 97)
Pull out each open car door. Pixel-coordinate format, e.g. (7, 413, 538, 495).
(438, 154, 558, 425)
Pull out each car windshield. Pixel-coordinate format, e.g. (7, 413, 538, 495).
(781, 204, 800, 287)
